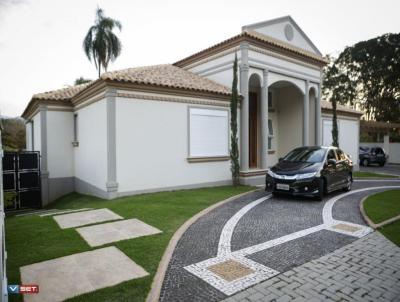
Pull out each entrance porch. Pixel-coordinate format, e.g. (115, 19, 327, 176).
(239, 69, 321, 185)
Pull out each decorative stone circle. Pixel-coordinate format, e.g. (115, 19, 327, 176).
(284, 24, 294, 41)
(207, 260, 254, 282)
(332, 223, 361, 233)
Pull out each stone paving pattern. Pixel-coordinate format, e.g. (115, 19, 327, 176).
(223, 232, 400, 302)
(160, 190, 267, 302)
(160, 180, 400, 302)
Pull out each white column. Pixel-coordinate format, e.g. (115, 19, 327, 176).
(240, 42, 250, 171)
(315, 84, 322, 145)
(383, 134, 390, 157)
(303, 80, 310, 146)
(260, 69, 269, 170)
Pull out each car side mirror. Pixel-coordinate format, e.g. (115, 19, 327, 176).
(328, 159, 337, 166)
(278, 157, 283, 162)
(372, 152, 376, 156)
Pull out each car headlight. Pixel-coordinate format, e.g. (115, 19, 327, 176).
(267, 170, 275, 178)
(296, 172, 317, 180)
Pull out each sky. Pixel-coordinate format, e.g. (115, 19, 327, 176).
(0, 0, 399, 117)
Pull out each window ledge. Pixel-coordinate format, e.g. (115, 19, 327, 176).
(72, 141, 79, 147)
(187, 156, 230, 163)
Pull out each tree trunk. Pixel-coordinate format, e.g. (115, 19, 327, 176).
(98, 59, 101, 78)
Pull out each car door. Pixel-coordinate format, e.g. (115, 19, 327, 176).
(324, 149, 338, 192)
(375, 147, 385, 164)
(370, 147, 378, 163)
(335, 149, 348, 186)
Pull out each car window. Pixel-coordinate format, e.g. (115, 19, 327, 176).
(283, 148, 326, 163)
(375, 148, 383, 154)
(336, 149, 346, 161)
(327, 149, 337, 161)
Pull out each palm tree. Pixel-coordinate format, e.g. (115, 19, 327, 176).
(83, 8, 122, 78)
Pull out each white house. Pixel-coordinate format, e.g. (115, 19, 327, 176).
(21, 16, 362, 205)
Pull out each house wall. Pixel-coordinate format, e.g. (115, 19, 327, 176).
(115, 94, 232, 195)
(248, 49, 321, 84)
(25, 121, 33, 151)
(74, 99, 108, 194)
(32, 113, 41, 152)
(276, 86, 303, 159)
(187, 48, 239, 89)
(46, 110, 75, 201)
(322, 114, 360, 170)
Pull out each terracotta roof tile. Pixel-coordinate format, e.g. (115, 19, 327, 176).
(174, 31, 328, 67)
(101, 64, 231, 95)
(32, 82, 92, 100)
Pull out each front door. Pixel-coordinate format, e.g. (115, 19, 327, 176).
(249, 92, 258, 168)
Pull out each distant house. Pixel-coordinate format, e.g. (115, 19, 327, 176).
(21, 16, 362, 204)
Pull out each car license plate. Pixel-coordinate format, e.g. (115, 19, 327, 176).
(276, 183, 290, 191)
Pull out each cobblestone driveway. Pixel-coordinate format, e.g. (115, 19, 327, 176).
(159, 180, 400, 302)
(224, 232, 400, 302)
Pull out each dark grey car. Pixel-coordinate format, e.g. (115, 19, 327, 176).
(265, 146, 353, 200)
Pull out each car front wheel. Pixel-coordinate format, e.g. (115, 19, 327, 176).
(362, 158, 369, 166)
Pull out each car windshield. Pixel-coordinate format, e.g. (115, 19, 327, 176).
(283, 148, 326, 163)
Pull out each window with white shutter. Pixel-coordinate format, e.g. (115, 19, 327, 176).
(189, 108, 229, 157)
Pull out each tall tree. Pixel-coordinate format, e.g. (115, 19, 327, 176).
(83, 8, 122, 78)
(323, 33, 400, 123)
(1, 118, 25, 151)
(230, 54, 240, 186)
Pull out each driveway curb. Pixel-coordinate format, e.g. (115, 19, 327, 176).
(145, 188, 259, 302)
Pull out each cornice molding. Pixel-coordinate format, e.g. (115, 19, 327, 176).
(117, 92, 233, 108)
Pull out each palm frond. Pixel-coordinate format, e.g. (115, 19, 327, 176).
(83, 7, 122, 77)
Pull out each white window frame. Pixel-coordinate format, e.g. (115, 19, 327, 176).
(268, 118, 274, 150)
(188, 107, 229, 161)
(72, 113, 79, 147)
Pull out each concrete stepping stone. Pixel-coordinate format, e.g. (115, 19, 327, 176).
(39, 208, 93, 217)
(76, 218, 162, 247)
(20, 246, 148, 302)
(53, 208, 122, 229)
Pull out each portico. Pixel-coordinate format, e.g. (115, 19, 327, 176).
(239, 51, 323, 184)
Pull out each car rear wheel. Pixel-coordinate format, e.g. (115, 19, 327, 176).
(362, 158, 369, 166)
(379, 161, 385, 167)
(315, 178, 325, 201)
(343, 174, 352, 192)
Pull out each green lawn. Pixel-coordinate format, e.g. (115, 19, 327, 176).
(5, 185, 253, 302)
(363, 189, 400, 246)
(379, 220, 400, 246)
(364, 189, 400, 224)
(353, 171, 398, 178)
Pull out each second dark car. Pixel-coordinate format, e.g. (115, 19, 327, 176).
(359, 146, 387, 166)
(265, 146, 353, 200)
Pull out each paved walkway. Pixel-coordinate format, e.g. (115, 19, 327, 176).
(223, 232, 400, 302)
(159, 180, 400, 302)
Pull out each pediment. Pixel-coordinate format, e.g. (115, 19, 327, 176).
(242, 16, 322, 56)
